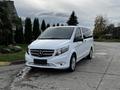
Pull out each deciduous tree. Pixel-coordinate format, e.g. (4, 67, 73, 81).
(93, 16, 107, 39)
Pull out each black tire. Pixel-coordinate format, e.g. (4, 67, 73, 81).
(87, 48, 93, 59)
(68, 55, 76, 72)
(31, 67, 38, 70)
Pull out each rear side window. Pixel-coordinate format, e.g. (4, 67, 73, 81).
(82, 28, 92, 39)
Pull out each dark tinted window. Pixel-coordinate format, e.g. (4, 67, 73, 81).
(38, 27, 74, 39)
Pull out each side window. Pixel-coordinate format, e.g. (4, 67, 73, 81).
(78, 27, 82, 36)
(82, 28, 92, 38)
(74, 28, 82, 42)
(74, 28, 82, 39)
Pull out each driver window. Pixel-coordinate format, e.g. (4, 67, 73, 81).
(74, 28, 82, 39)
(74, 28, 82, 42)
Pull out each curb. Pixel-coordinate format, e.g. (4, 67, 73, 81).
(10, 60, 25, 65)
(0, 62, 11, 66)
(0, 60, 25, 66)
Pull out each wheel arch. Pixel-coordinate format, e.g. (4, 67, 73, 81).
(71, 52, 77, 60)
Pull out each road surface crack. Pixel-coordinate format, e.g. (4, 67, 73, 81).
(96, 56, 114, 90)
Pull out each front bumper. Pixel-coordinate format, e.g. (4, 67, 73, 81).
(25, 52, 70, 69)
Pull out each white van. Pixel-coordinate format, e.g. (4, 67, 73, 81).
(25, 26, 94, 72)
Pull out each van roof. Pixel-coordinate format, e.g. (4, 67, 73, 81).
(50, 26, 90, 29)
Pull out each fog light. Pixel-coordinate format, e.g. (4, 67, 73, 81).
(56, 62, 66, 66)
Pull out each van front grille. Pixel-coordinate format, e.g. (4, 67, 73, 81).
(30, 49, 54, 57)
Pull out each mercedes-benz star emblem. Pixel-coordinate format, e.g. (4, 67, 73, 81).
(39, 50, 43, 56)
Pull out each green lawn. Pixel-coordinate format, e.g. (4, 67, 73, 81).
(94, 39, 120, 42)
(0, 44, 28, 62)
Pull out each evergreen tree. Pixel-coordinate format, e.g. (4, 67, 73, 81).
(24, 17, 32, 44)
(14, 18, 24, 44)
(0, 2, 12, 45)
(33, 18, 40, 40)
(46, 23, 50, 28)
(41, 20, 46, 32)
(57, 23, 59, 26)
(67, 11, 78, 26)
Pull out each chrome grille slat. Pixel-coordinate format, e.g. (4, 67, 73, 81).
(30, 49, 54, 57)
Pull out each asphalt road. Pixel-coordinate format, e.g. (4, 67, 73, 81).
(0, 42, 120, 90)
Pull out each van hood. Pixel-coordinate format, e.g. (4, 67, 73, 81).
(29, 39, 70, 49)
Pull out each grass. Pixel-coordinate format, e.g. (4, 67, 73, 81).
(94, 39, 120, 42)
(0, 44, 28, 62)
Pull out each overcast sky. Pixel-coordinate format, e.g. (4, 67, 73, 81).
(13, 0, 120, 27)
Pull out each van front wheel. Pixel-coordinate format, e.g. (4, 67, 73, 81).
(87, 49, 93, 59)
(68, 55, 76, 72)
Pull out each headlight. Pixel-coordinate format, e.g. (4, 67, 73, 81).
(55, 46, 69, 56)
(26, 47, 29, 55)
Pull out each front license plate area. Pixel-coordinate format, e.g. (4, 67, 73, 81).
(34, 59, 47, 65)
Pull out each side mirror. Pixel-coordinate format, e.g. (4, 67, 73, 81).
(74, 37, 83, 42)
(79, 38, 84, 42)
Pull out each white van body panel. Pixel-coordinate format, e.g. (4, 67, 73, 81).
(25, 26, 94, 69)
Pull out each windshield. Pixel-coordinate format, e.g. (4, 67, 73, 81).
(38, 27, 74, 39)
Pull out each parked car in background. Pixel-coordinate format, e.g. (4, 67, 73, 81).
(25, 26, 94, 72)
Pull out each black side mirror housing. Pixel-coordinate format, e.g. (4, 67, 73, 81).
(74, 37, 83, 42)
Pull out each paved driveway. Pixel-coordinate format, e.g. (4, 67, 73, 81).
(0, 42, 120, 90)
